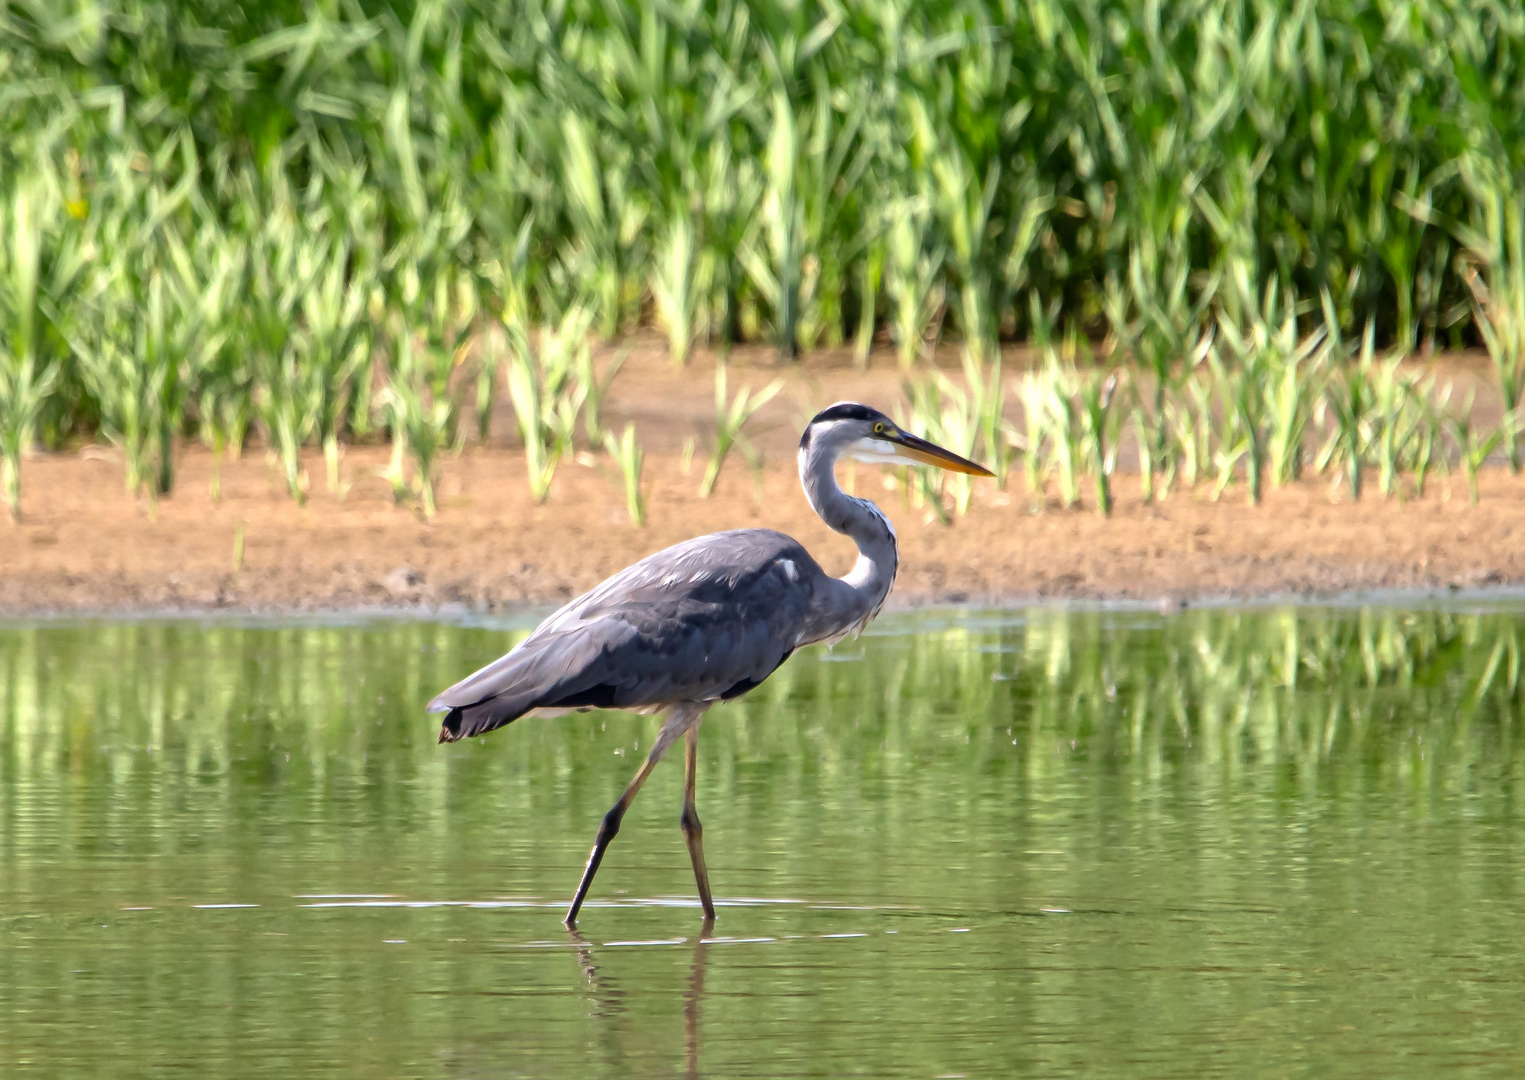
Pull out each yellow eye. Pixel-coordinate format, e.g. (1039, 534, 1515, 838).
(873, 422, 887, 434)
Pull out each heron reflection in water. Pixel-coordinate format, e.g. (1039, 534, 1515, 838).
(429, 402, 992, 924)
(568, 927, 711, 1080)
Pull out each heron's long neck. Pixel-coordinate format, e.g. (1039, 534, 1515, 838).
(799, 444, 899, 639)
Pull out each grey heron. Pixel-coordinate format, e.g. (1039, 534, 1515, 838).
(428, 402, 993, 925)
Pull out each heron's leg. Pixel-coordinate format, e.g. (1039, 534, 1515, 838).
(681, 726, 716, 922)
(565, 755, 659, 926)
(565, 704, 703, 926)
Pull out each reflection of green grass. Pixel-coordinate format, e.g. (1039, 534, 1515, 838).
(2, 607, 1525, 1075)
(4, 605, 1521, 825)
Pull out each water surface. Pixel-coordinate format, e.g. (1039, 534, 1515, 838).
(3, 604, 1524, 1077)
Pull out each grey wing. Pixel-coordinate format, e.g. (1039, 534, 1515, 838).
(429, 530, 821, 742)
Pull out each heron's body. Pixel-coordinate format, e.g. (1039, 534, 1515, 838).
(428, 402, 987, 925)
(436, 528, 849, 741)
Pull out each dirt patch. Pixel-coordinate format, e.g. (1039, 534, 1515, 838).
(4, 341, 1523, 616)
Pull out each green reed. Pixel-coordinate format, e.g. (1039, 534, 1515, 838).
(603, 421, 647, 526)
(504, 309, 591, 504)
(1, 0, 1524, 517)
(1446, 392, 1505, 507)
(1004, 331, 1124, 515)
(0, 180, 69, 521)
(699, 361, 782, 499)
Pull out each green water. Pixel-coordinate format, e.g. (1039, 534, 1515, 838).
(3, 604, 1525, 1078)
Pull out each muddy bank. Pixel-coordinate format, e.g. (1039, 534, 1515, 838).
(6, 438, 1525, 617)
(4, 340, 1522, 616)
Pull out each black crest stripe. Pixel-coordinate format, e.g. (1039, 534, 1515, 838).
(810, 402, 879, 425)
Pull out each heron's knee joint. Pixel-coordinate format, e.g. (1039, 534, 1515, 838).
(598, 806, 624, 843)
(680, 807, 702, 836)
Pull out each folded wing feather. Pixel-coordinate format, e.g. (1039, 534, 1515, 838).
(430, 530, 820, 743)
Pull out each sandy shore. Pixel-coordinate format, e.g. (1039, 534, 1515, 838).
(4, 341, 1523, 616)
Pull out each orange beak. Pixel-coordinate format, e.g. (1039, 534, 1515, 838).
(883, 430, 995, 477)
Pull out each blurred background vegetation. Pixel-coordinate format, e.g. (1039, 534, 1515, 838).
(2, 0, 1524, 520)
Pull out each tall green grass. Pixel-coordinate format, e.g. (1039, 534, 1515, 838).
(2, 0, 1524, 515)
(911, 322, 1499, 521)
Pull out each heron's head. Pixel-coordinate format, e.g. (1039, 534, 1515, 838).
(799, 402, 994, 476)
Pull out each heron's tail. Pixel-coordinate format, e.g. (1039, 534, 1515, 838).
(438, 708, 471, 743)
(436, 696, 530, 743)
